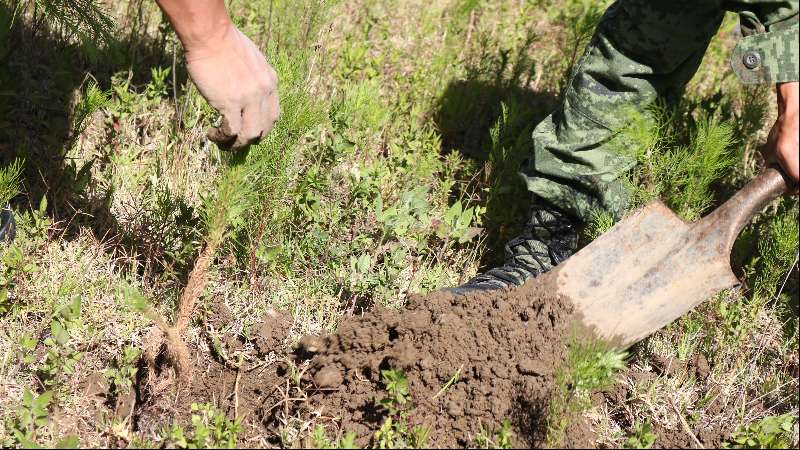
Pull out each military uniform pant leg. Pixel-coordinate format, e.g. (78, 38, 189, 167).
(522, 0, 726, 222)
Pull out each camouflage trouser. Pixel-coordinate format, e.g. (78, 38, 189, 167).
(521, 0, 799, 222)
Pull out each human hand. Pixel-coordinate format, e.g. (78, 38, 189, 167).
(764, 82, 799, 191)
(184, 24, 280, 149)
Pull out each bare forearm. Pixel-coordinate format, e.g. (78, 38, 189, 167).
(155, 0, 233, 51)
(772, 81, 799, 184)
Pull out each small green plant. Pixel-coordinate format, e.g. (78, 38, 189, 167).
(310, 425, 359, 449)
(624, 421, 657, 449)
(0, 243, 39, 314)
(145, 67, 171, 99)
(0, 176, 43, 315)
(108, 72, 139, 120)
(723, 414, 798, 449)
(380, 369, 411, 415)
(434, 200, 483, 245)
(374, 369, 431, 449)
(35, 295, 84, 387)
(374, 188, 431, 242)
(547, 338, 627, 447)
(163, 403, 242, 449)
(5, 389, 53, 446)
(474, 420, 514, 449)
(3, 389, 80, 448)
(104, 345, 142, 396)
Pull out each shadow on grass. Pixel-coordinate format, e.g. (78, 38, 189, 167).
(431, 43, 559, 267)
(0, 2, 186, 235)
(0, 2, 204, 283)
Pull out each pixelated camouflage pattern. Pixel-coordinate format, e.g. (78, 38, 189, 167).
(522, 0, 799, 222)
(732, 26, 800, 83)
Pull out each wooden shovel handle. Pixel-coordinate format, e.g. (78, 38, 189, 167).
(705, 165, 793, 252)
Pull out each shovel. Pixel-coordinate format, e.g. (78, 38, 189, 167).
(554, 166, 793, 348)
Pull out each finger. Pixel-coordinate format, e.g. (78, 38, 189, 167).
(233, 100, 266, 149)
(207, 106, 243, 149)
(261, 91, 281, 136)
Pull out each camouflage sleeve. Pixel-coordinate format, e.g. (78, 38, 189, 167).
(730, 1, 799, 84)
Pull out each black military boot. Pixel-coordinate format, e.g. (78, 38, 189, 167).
(0, 204, 15, 242)
(450, 197, 579, 293)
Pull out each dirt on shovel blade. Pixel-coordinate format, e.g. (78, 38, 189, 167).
(133, 272, 596, 448)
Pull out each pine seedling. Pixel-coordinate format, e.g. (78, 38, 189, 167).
(134, 160, 259, 379)
(133, 55, 318, 378)
(33, 0, 115, 44)
(133, 14, 327, 385)
(661, 117, 738, 220)
(0, 159, 23, 207)
(69, 82, 110, 145)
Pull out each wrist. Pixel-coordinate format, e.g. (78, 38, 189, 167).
(181, 21, 236, 59)
(156, 0, 234, 55)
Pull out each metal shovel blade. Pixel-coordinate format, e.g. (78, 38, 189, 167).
(553, 167, 791, 348)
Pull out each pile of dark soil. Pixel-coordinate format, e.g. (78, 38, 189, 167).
(302, 274, 583, 447)
(131, 273, 593, 447)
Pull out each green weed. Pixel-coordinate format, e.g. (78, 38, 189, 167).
(4, 389, 53, 447)
(38, 294, 84, 387)
(310, 426, 359, 449)
(145, 67, 171, 100)
(723, 414, 798, 449)
(374, 369, 431, 449)
(547, 338, 627, 447)
(0, 243, 38, 314)
(473, 420, 514, 449)
(162, 403, 242, 449)
(0, 174, 46, 315)
(104, 345, 142, 396)
(624, 421, 657, 449)
(2, 388, 80, 448)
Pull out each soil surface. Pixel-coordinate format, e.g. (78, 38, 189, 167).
(597, 352, 733, 449)
(131, 272, 596, 448)
(302, 273, 582, 448)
